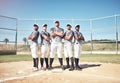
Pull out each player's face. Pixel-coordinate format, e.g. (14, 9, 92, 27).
(67, 26, 71, 30)
(55, 23, 59, 27)
(75, 27, 79, 31)
(34, 26, 38, 31)
(43, 26, 47, 31)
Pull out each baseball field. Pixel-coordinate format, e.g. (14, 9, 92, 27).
(0, 54, 120, 83)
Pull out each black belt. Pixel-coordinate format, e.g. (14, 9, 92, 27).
(76, 43, 78, 44)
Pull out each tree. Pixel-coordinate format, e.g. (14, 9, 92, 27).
(4, 38, 9, 44)
(23, 37, 27, 45)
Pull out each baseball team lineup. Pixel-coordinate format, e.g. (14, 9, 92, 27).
(28, 21, 85, 71)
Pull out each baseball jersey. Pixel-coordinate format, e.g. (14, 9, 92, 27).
(30, 31, 39, 44)
(50, 27, 64, 43)
(41, 31, 50, 45)
(74, 31, 83, 44)
(64, 30, 74, 44)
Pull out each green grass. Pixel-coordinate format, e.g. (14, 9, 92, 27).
(0, 55, 32, 63)
(0, 54, 120, 64)
(80, 54, 120, 64)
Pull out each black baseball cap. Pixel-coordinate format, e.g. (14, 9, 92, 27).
(33, 24, 39, 28)
(43, 24, 47, 27)
(75, 25, 80, 28)
(67, 24, 72, 27)
(55, 21, 59, 23)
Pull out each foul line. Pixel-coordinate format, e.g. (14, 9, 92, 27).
(0, 72, 45, 83)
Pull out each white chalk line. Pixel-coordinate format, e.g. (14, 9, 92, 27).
(0, 71, 120, 82)
(0, 72, 45, 83)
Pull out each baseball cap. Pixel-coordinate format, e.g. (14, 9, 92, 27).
(33, 24, 39, 28)
(55, 21, 59, 23)
(42, 24, 47, 27)
(75, 25, 80, 28)
(67, 24, 72, 27)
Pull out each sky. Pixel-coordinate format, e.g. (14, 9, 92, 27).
(0, 0, 120, 43)
(0, 0, 120, 18)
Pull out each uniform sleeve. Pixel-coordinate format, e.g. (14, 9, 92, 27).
(61, 28, 64, 33)
(74, 31, 78, 37)
(69, 31, 74, 36)
(32, 31, 39, 37)
(62, 32, 66, 38)
(48, 33, 50, 37)
(40, 33, 43, 45)
(41, 31, 46, 37)
(50, 28, 54, 32)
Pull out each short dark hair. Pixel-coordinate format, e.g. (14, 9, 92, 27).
(33, 24, 39, 28)
(43, 24, 47, 27)
(55, 21, 59, 24)
(75, 25, 80, 28)
(67, 24, 71, 27)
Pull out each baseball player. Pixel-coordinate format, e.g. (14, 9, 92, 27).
(74, 25, 84, 70)
(49, 21, 65, 70)
(64, 24, 74, 71)
(40, 24, 51, 70)
(28, 24, 39, 71)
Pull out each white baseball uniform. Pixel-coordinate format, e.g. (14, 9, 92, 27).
(41, 31, 50, 58)
(50, 27, 64, 58)
(74, 31, 83, 58)
(30, 31, 39, 58)
(64, 30, 74, 58)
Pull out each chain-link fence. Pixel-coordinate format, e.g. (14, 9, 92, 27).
(0, 14, 120, 55)
(0, 15, 17, 55)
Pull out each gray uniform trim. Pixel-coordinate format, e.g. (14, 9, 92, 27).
(50, 27, 64, 43)
(41, 31, 50, 45)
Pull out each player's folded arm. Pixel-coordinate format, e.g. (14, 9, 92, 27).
(64, 34, 72, 40)
(30, 36, 37, 41)
(55, 31, 64, 37)
(43, 35, 51, 41)
(50, 31, 57, 36)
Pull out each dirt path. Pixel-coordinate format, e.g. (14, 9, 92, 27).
(0, 61, 120, 83)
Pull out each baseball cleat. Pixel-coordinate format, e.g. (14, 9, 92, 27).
(46, 65, 49, 69)
(61, 65, 65, 70)
(40, 67, 45, 70)
(48, 66, 53, 70)
(65, 65, 70, 69)
(32, 67, 38, 71)
(76, 66, 82, 70)
(69, 66, 74, 71)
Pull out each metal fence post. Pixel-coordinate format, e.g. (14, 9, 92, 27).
(115, 15, 118, 54)
(90, 19, 93, 54)
(15, 18, 18, 54)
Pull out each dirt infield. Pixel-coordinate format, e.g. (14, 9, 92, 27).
(0, 61, 120, 83)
